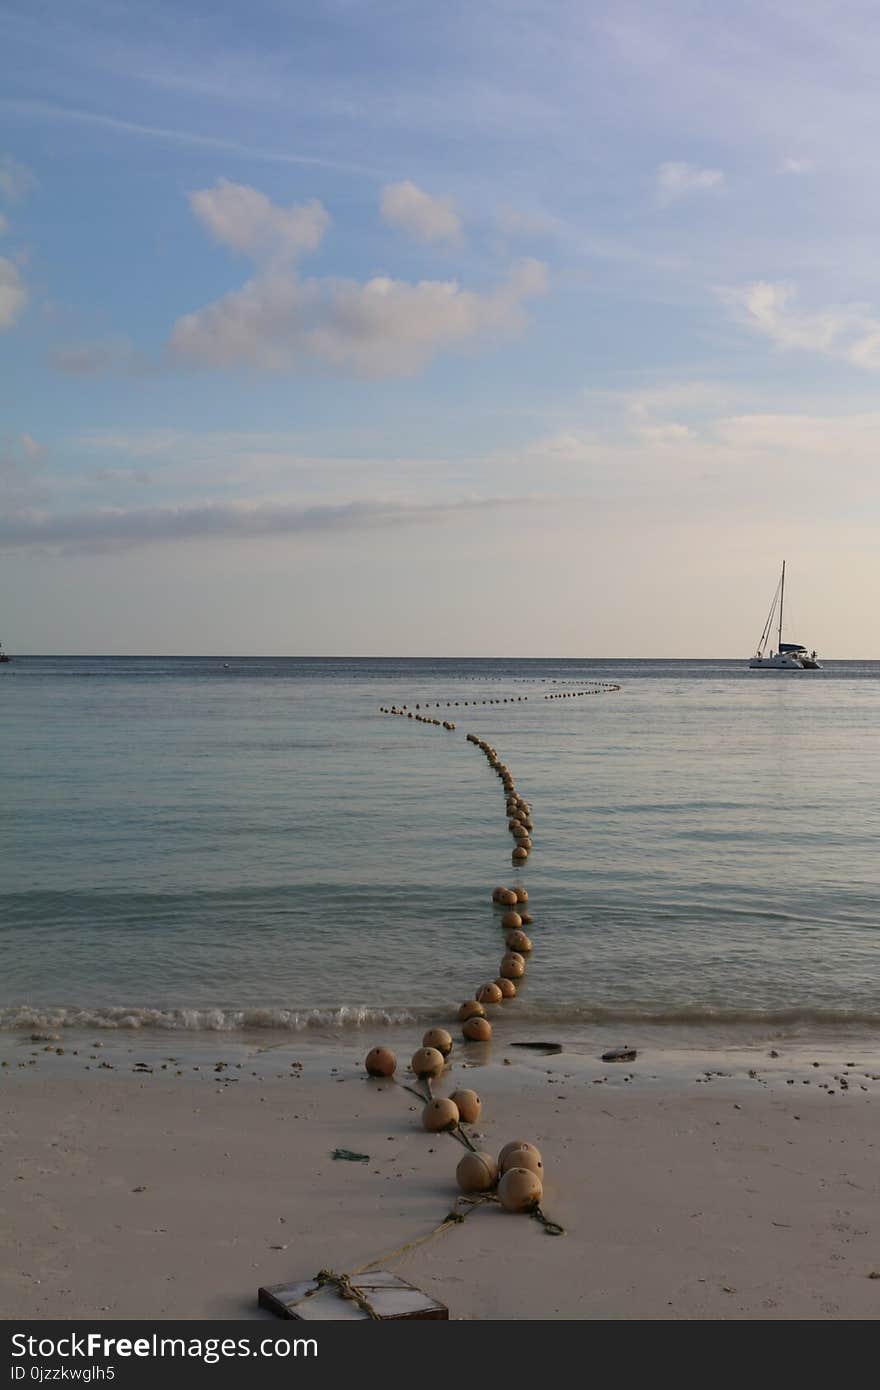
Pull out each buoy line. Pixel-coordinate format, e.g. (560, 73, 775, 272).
(357, 678, 622, 1280)
(378, 679, 619, 715)
(378, 705, 457, 729)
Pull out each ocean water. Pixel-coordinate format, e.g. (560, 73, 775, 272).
(2, 657, 878, 1043)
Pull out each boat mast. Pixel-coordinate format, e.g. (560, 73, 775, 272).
(778, 560, 785, 651)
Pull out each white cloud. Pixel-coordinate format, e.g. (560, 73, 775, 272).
(50, 337, 146, 376)
(171, 182, 548, 376)
(723, 280, 880, 369)
(188, 179, 330, 263)
(0, 256, 27, 329)
(171, 257, 547, 377)
(712, 410, 880, 456)
(2, 101, 381, 179)
(0, 494, 537, 553)
(380, 181, 463, 244)
(0, 155, 37, 203)
(496, 205, 560, 240)
(635, 421, 693, 446)
(620, 381, 732, 418)
(656, 160, 725, 203)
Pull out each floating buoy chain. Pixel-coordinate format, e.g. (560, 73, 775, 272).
(379, 678, 620, 717)
(378, 705, 457, 730)
(363, 679, 610, 1265)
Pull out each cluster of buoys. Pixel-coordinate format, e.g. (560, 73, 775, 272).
(467, 735, 534, 864)
(379, 706, 456, 730)
(544, 688, 613, 699)
(385, 698, 529, 709)
(363, 1037, 546, 1221)
(465, 891, 536, 1057)
(455, 697, 527, 705)
(456, 1139, 545, 1212)
(545, 678, 621, 689)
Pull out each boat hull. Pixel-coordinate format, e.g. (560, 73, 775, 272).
(748, 657, 821, 670)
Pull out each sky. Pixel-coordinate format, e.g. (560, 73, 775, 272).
(1, 0, 879, 656)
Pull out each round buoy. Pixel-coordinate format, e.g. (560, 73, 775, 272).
(450, 1088, 481, 1123)
(463, 1016, 492, 1042)
(505, 929, 532, 954)
(512, 847, 529, 861)
(501, 910, 523, 930)
(514, 887, 528, 903)
(498, 889, 518, 907)
(456, 1151, 497, 1193)
(499, 1145, 543, 1177)
(498, 1167, 543, 1212)
(498, 1140, 542, 1167)
(499, 952, 525, 979)
(492, 887, 507, 903)
(422, 1027, 453, 1057)
(365, 1046, 396, 1077)
(411, 1046, 445, 1079)
(495, 977, 517, 998)
(458, 1000, 486, 1022)
(477, 982, 503, 1005)
(422, 1097, 460, 1132)
(520, 911, 533, 925)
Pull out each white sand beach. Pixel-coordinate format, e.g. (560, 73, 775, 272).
(2, 1034, 878, 1321)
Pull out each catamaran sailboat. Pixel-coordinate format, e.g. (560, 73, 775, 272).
(749, 562, 821, 669)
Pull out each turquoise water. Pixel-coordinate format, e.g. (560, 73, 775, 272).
(2, 657, 878, 1039)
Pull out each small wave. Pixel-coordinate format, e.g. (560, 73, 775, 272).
(3, 1001, 880, 1033)
(0, 1004, 423, 1033)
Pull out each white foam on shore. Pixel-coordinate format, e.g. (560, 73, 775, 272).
(4, 1001, 880, 1034)
(0, 1004, 422, 1032)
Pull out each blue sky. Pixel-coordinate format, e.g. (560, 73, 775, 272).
(1, 0, 878, 654)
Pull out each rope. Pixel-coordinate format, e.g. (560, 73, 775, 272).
(309, 1269, 382, 1319)
(531, 1204, 565, 1236)
(468, 1190, 565, 1236)
(351, 1198, 484, 1275)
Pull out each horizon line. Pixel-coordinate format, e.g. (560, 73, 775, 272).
(1, 653, 868, 663)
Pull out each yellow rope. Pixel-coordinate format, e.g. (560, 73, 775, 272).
(351, 1195, 491, 1275)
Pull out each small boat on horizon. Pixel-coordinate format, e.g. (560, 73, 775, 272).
(749, 562, 821, 670)
(0, 642, 9, 664)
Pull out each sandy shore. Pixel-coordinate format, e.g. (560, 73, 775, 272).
(2, 1032, 879, 1320)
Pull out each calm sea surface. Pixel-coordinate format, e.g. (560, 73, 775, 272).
(2, 657, 878, 1043)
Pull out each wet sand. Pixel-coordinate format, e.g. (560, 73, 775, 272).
(2, 1033, 879, 1320)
